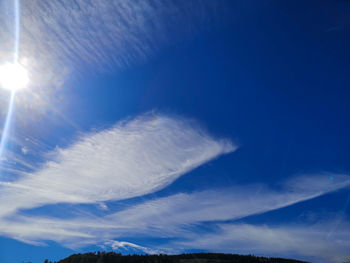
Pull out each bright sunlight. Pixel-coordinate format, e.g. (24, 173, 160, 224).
(0, 63, 29, 92)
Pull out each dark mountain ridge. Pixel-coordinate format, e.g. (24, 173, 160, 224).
(45, 252, 308, 263)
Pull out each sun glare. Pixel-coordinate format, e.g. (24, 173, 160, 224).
(0, 63, 29, 92)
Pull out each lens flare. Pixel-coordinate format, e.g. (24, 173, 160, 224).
(0, 63, 29, 92)
(0, 0, 23, 167)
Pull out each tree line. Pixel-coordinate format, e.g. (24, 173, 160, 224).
(43, 252, 308, 263)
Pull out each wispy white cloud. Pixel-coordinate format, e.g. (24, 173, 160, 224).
(0, 173, 348, 259)
(0, 114, 349, 261)
(0, 0, 227, 72)
(0, 110, 348, 262)
(173, 222, 350, 263)
(0, 0, 230, 121)
(103, 174, 350, 235)
(0, 113, 235, 216)
(0, 1, 347, 261)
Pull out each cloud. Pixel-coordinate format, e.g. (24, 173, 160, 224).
(173, 222, 350, 263)
(0, 113, 348, 261)
(103, 174, 350, 235)
(0, 173, 348, 258)
(21, 146, 28, 155)
(0, 0, 228, 72)
(0, 0, 230, 121)
(0, 113, 235, 216)
(0, 112, 349, 261)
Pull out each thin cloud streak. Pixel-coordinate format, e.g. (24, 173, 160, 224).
(0, 113, 235, 216)
(174, 222, 350, 263)
(0, 0, 230, 123)
(0, 174, 348, 251)
(1, 0, 228, 72)
(106, 174, 350, 232)
(0, 112, 348, 261)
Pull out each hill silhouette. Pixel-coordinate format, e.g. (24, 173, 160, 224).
(44, 252, 308, 263)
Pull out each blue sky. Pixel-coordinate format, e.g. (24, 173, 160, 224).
(0, 0, 349, 262)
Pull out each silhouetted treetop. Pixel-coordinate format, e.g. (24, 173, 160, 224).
(49, 252, 308, 263)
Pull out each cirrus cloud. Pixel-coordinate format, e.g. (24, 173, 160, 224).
(0, 113, 235, 216)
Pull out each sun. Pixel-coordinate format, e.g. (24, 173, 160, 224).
(0, 63, 29, 92)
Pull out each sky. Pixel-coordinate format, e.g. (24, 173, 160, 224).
(0, 0, 349, 262)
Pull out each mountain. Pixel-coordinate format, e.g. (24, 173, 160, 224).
(44, 252, 308, 263)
